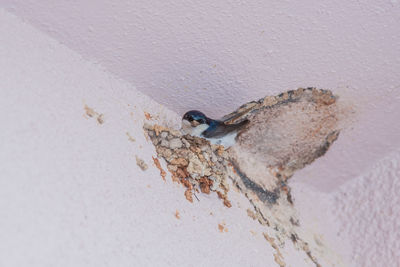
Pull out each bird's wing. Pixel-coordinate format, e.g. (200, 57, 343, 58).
(220, 100, 260, 124)
(202, 120, 249, 139)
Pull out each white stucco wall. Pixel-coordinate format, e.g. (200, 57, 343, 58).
(1, 1, 400, 266)
(332, 148, 400, 267)
(0, 10, 302, 266)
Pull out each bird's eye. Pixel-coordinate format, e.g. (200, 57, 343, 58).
(188, 116, 194, 122)
(198, 119, 205, 124)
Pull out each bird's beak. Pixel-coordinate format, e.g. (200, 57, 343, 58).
(181, 119, 192, 135)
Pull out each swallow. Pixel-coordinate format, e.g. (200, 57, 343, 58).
(181, 110, 249, 147)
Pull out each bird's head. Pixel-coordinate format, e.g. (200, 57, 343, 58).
(181, 110, 211, 136)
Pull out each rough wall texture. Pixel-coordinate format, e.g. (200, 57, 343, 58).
(2, 0, 400, 192)
(332, 148, 400, 267)
(1, 10, 306, 266)
(1, 2, 400, 266)
(2, 0, 399, 118)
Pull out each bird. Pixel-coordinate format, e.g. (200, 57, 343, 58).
(181, 110, 249, 147)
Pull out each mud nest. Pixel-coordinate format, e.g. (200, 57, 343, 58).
(144, 124, 232, 207)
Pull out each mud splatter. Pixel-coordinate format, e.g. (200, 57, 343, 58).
(135, 155, 148, 171)
(152, 156, 166, 181)
(84, 104, 104, 125)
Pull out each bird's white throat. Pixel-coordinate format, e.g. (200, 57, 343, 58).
(181, 120, 209, 137)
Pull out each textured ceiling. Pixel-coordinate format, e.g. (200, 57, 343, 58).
(2, 0, 400, 191)
(2, 0, 399, 117)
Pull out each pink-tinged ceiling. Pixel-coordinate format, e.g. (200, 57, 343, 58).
(0, 10, 344, 266)
(1, 0, 399, 192)
(1, 2, 400, 266)
(2, 0, 399, 116)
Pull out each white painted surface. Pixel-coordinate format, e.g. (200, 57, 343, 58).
(2, 0, 400, 191)
(1, 1, 400, 266)
(0, 10, 302, 267)
(2, 0, 398, 117)
(332, 148, 400, 267)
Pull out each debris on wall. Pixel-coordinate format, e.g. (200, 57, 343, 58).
(126, 132, 136, 142)
(264, 232, 286, 267)
(218, 222, 228, 233)
(135, 155, 148, 171)
(152, 156, 167, 181)
(144, 88, 349, 266)
(84, 104, 105, 125)
(174, 210, 180, 219)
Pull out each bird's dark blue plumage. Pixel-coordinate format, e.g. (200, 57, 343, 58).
(182, 110, 211, 125)
(202, 119, 249, 138)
